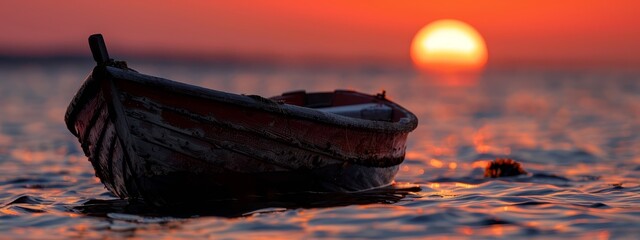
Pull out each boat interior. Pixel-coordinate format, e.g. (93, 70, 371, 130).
(271, 90, 396, 122)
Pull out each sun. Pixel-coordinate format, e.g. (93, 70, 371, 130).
(411, 19, 488, 73)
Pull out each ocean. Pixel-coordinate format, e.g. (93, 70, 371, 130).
(1, 60, 639, 239)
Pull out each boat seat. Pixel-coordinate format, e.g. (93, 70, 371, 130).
(316, 103, 393, 121)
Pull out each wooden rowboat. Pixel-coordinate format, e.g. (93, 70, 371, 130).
(65, 34, 418, 206)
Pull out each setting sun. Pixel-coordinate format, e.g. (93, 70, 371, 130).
(411, 19, 488, 73)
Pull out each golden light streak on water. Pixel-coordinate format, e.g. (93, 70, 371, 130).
(429, 159, 444, 168)
(454, 183, 476, 189)
(471, 160, 490, 169)
(459, 226, 473, 235)
(491, 224, 504, 237)
(0, 208, 21, 216)
(597, 230, 610, 240)
(404, 151, 426, 160)
(448, 162, 458, 170)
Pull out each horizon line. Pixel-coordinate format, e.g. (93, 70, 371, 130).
(1, 52, 638, 71)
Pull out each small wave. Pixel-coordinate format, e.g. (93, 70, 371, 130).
(589, 183, 627, 194)
(1, 195, 51, 215)
(3, 195, 50, 206)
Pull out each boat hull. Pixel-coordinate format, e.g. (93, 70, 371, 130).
(65, 66, 417, 206)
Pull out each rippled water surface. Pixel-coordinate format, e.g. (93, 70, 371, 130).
(1, 61, 639, 239)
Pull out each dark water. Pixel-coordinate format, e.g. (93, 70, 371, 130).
(1, 61, 639, 239)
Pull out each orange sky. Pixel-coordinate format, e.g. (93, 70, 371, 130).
(1, 0, 639, 67)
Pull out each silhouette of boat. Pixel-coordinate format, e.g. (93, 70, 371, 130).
(65, 34, 418, 206)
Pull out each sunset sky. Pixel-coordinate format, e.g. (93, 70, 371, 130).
(1, 0, 639, 67)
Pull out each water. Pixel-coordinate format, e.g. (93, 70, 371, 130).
(1, 60, 639, 239)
